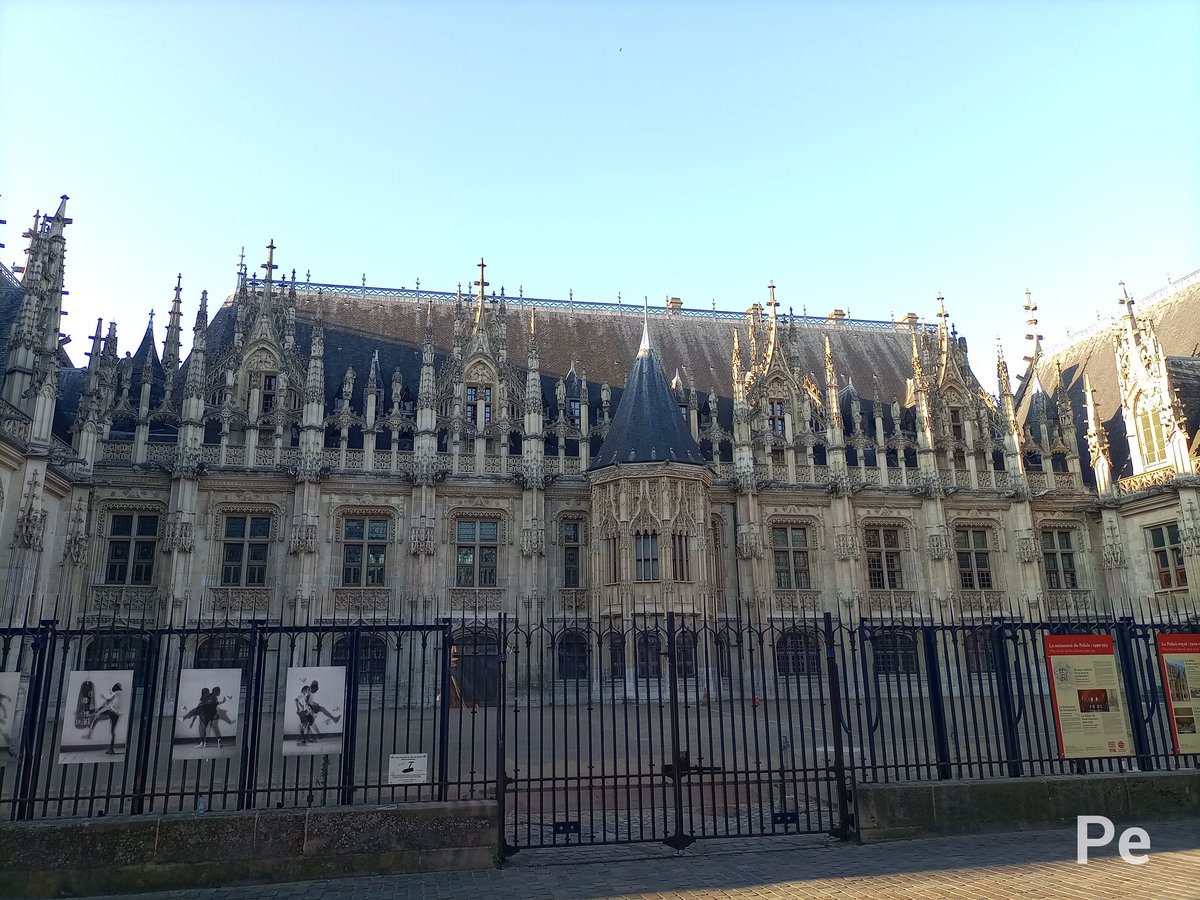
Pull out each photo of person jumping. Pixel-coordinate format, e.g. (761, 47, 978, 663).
(59, 670, 135, 765)
(84, 683, 126, 755)
(283, 667, 346, 756)
(171, 668, 241, 761)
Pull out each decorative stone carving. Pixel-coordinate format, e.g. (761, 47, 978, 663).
(90, 585, 159, 610)
(409, 524, 435, 556)
(1015, 532, 1038, 564)
(926, 528, 950, 561)
(559, 588, 591, 611)
(12, 507, 46, 550)
(289, 519, 317, 554)
(332, 587, 391, 613)
(448, 587, 504, 611)
(521, 526, 546, 557)
(833, 530, 860, 561)
(735, 527, 762, 560)
(62, 500, 91, 567)
(1101, 540, 1126, 569)
(774, 590, 822, 612)
(163, 519, 195, 553)
(210, 587, 272, 612)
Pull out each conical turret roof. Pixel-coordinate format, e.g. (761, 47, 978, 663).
(589, 320, 706, 470)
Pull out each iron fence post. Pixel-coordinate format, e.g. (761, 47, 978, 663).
(1114, 618, 1153, 771)
(339, 623, 362, 806)
(823, 612, 853, 839)
(991, 620, 1024, 778)
(129, 631, 162, 815)
(921, 626, 952, 780)
(496, 614, 515, 860)
(436, 624, 452, 802)
(663, 611, 695, 851)
(11, 619, 56, 821)
(237, 620, 268, 810)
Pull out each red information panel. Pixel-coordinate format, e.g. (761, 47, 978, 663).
(1157, 634, 1200, 755)
(1044, 634, 1133, 759)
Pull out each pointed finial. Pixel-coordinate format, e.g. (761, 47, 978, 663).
(238, 246, 246, 273)
(474, 257, 488, 301)
(529, 305, 536, 336)
(638, 309, 651, 357)
(174, 273, 182, 296)
(767, 280, 776, 308)
(261, 240, 277, 278)
(936, 292, 947, 320)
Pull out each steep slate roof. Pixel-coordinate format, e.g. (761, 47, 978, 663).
(589, 323, 707, 470)
(1022, 278, 1200, 479)
(282, 292, 939, 403)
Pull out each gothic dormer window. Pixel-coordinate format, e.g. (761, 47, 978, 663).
(466, 384, 492, 427)
(261, 373, 278, 414)
(768, 398, 786, 436)
(950, 407, 964, 441)
(1135, 396, 1166, 467)
(569, 398, 581, 429)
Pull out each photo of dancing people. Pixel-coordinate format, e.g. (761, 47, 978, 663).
(172, 668, 241, 761)
(282, 666, 346, 756)
(58, 670, 135, 764)
(0, 672, 19, 755)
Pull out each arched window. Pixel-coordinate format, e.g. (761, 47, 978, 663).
(557, 631, 589, 680)
(677, 630, 697, 679)
(714, 632, 732, 680)
(195, 635, 251, 672)
(332, 634, 388, 687)
(606, 632, 626, 681)
(84, 634, 150, 684)
(636, 631, 662, 679)
(776, 628, 821, 677)
(1135, 397, 1166, 467)
(872, 632, 919, 676)
(963, 629, 995, 675)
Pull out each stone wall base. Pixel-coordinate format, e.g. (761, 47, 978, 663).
(855, 770, 1200, 842)
(0, 801, 497, 898)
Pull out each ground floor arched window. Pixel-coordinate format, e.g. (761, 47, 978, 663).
(332, 634, 388, 687)
(557, 630, 589, 680)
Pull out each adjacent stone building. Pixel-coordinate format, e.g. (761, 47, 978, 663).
(0, 197, 1196, 692)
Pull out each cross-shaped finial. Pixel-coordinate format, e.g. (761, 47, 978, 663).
(149, 309, 156, 325)
(474, 258, 489, 299)
(261, 240, 277, 278)
(767, 280, 776, 307)
(936, 292, 947, 319)
(306, 269, 311, 283)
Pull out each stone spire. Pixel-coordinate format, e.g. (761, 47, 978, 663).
(1083, 373, 1112, 493)
(824, 334, 842, 431)
(162, 274, 184, 399)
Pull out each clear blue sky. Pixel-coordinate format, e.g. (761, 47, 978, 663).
(2, 0, 1197, 387)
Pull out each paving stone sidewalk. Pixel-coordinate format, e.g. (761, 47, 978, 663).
(87, 820, 1200, 900)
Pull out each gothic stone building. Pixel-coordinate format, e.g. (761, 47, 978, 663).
(0, 198, 1197, 687)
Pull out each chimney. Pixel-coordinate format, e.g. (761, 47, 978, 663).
(827, 309, 847, 322)
(667, 296, 683, 316)
(899, 312, 919, 325)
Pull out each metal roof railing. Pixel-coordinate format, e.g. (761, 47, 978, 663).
(243, 276, 936, 333)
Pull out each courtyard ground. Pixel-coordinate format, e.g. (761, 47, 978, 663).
(85, 818, 1200, 899)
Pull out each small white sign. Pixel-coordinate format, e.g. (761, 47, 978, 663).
(388, 753, 429, 785)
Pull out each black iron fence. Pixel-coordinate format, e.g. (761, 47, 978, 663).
(0, 595, 1197, 852)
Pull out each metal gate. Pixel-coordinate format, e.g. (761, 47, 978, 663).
(498, 612, 852, 852)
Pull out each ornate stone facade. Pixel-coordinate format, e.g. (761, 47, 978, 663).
(0, 203, 1196, 632)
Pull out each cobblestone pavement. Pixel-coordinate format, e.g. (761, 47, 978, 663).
(87, 820, 1200, 899)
